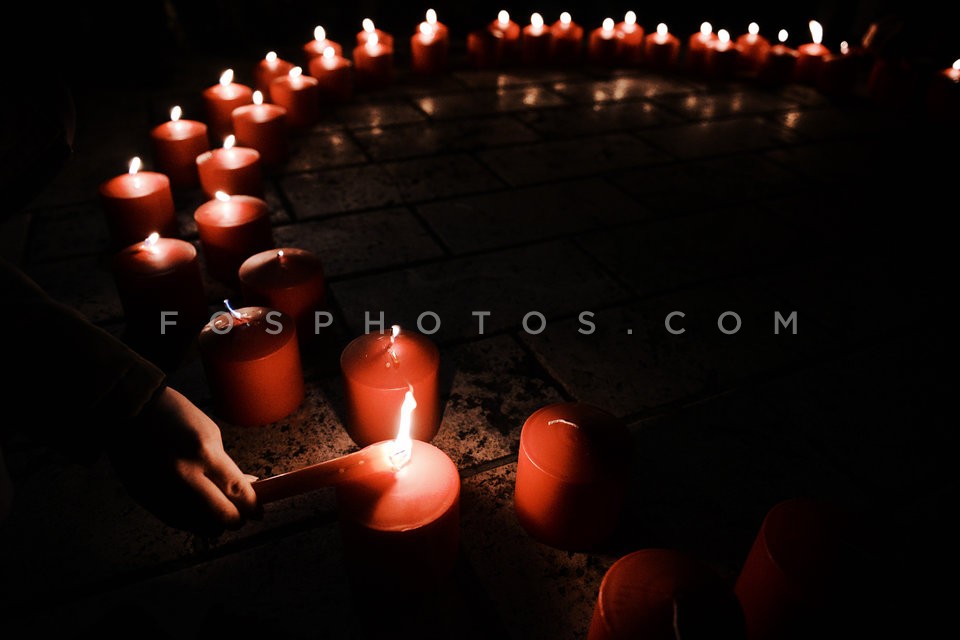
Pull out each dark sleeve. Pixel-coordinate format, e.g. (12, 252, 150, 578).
(1, 258, 166, 458)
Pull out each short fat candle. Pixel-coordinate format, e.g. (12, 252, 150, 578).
(99, 156, 178, 249)
(308, 47, 354, 103)
(196, 134, 264, 199)
(411, 9, 449, 75)
(269, 67, 320, 131)
(794, 20, 830, 84)
(645, 23, 680, 71)
(253, 51, 295, 100)
(194, 191, 274, 285)
(231, 91, 289, 167)
(202, 69, 253, 142)
(149, 106, 208, 189)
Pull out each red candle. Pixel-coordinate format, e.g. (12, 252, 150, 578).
(231, 90, 289, 168)
(308, 47, 354, 103)
(645, 23, 681, 71)
(588, 18, 619, 67)
(199, 303, 304, 427)
(467, 27, 505, 69)
(196, 134, 264, 199)
(340, 325, 440, 448)
(615, 11, 645, 66)
(588, 549, 746, 639)
(927, 58, 960, 121)
(99, 157, 178, 249)
(357, 18, 394, 50)
(736, 22, 771, 74)
(253, 51, 295, 100)
(686, 22, 717, 75)
(794, 20, 830, 84)
(491, 10, 522, 65)
(410, 9, 449, 75)
(149, 106, 208, 190)
(513, 402, 632, 550)
(194, 192, 274, 285)
(239, 247, 325, 347)
(112, 232, 208, 357)
(302, 25, 343, 63)
(758, 29, 798, 86)
(201, 69, 253, 142)
(353, 31, 394, 91)
(707, 29, 740, 80)
(818, 41, 859, 96)
(269, 67, 320, 131)
(521, 13, 552, 66)
(550, 11, 584, 65)
(866, 56, 916, 111)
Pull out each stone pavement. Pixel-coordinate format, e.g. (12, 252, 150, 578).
(0, 47, 954, 639)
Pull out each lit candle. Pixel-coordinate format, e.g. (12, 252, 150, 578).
(614, 11, 645, 66)
(308, 46, 354, 103)
(467, 25, 504, 69)
(927, 58, 960, 121)
(353, 30, 394, 90)
(303, 25, 343, 62)
(644, 23, 680, 71)
(491, 9, 522, 64)
(196, 134, 264, 199)
(112, 232, 208, 359)
(410, 8, 449, 75)
(587, 18, 619, 67)
(149, 106, 209, 190)
(521, 12, 552, 66)
(201, 69, 253, 142)
(757, 29, 798, 86)
(336, 389, 460, 590)
(707, 29, 740, 80)
(686, 21, 717, 74)
(550, 11, 584, 65)
(99, 156, 178, 249)
(231, 90, 289, 167)
(239, 247, 326, 347)
(357, 18, 394, 50)
(253, 51, 295, 101)
(199, 302, 304, 427)
(513, 402, 632, 550)
(340, 325, 440, 447)
(269, 66, 320, 130)
(794, 20, 831, 84)
(193, 191, 274, 285)
(735, 22, 771, 73)
(818, 40, 860, 96)
(588, 549, 746, 639)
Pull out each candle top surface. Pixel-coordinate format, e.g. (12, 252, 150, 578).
(197, 146, 261, 170)
(520, 402, 631, 483)
(199, 306, 296, 360)
(341, 330, 440, 387)
(115, 237, 197, 276)
(151, 117, 207, 141)
(194, 195, 269, 227)
(99, 171, 169, 198)
(336, 440, 459, 531)
(232, 101, 287, 123)
(239, 248, 324, 289)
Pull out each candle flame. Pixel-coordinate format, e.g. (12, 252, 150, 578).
(314, 25, 326, 42)
(748, 22, 759, 36)
(954, 59, 960, 71)
(809, 20, 823, 45)
(223, 299, 243, 319)
(700, 22, 712, 37)
(363, 18, 375, 33)
(142, 232, 160, 250)
(840, 40, 849, 55)
(128, 156, 141, 175)
(290, 66, 303, 79)
(498, 10, 510, 27)
(170, 106, 182, 122)
(531, 13, 544, 29)
(419, 21, 433, 37)
(718, 29, 730, 45)
(625, 11, 637, 26)
(266, 51, 277, 63)
(778, 29, 788, 43)
(253, 90, 264, 105)
(219, 69, 233, 86)
(389, 385, 417, 470)
(602, 18, 614, 32)
(657, 23, 668, 37)
(323, 46, 336, 60)
(277, 249, 285, 259)
(560, 12, 571, 26)
(215, 190, 231, 202)
(426, 8, 437, 25)
(223, 134, 236, 150)
(367, 32, 379, 48)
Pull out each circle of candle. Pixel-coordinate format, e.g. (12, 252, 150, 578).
(550, 11, 584, 65)
(707, 29, 740, 81)
(199, 303, 304, 427)
(232, 90, 289, 167)
(253, 51, 295, 100)
(794, 20, 830, 85)
(758, 29, 798, 86)
(491, 10, 521, 65)
(644, 23, 681, 71)
(336, 439, 460, 590)
(353, 31, 394, 90)
(308, 47, 354, 103)
(340, 325, 440, 447)
(927, 58, 960, 121)
(99, 157, 178, 249)
(112, 232, 208, 357)
(357, 18, 394, 50)
(410, 9, 449, 75)
(736, 22, 771, 74)
(686, 22, 717, 74)
(269, 67, 320, 131)
(239, 248, 325, 347)
(149, 106, 209, 190)
(467, 27, 505, 69)
(196, 134, 264, 199)
(735, 498, 855, 640)
(588, 18, 619, 67)
(194, 191, 274, 285)
(521, 13, 552, 66)
(615, 11, 645, 66)
(201, 69, 253, 142)
(588, 549, 746, 640)
(303, 25, 343, 63)
(818, 41, 859, 97)
(513, 402, 632, 550)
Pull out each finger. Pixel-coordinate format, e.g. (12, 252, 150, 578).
(203, 451, 261, 521)
(183, 466, 245, 530)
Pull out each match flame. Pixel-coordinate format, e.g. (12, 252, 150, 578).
(223, 299, 243, 319)
(700, 22, 712, 38)
(266, 51, 277, 63)
(840, 41, 849, 55)
(718, 29, 730, 45)
(778, 29, 788, 44)
(223, 134, 236, 150)
(419, 22, 433, 37)
(749, 22, 759, 36)
(219, 69, 233, 86)
(531, 13, 544, 29)
(215, 190, 231, 202)
(170, 106, 182, 122)
(142, 232, 160, 250)
(602, 18, 614, 32)
(954, 59, 960, 71)
(426, 8, 437, 25)
(323, 46, 336, 60)
(625, 11, 637, 26)
(128, 156, 141, 175)
(389, 385, 417, 470)
(809, 20, 823, 45)
(253, 90, 264, 105)
(560, 12, 571, 26)
(498, 10, 510, 27)
(363, 18, 375, 33)
(314, 25, 326, 42)
(657, 23, 668, 38)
